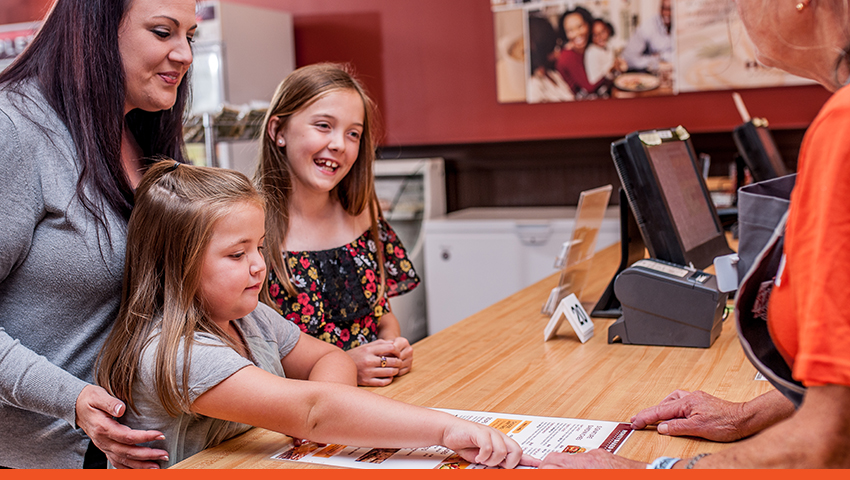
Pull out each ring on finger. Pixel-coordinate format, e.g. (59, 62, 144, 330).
(380, 355, 387, 368)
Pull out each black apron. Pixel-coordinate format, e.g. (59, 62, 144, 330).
(734, 175, 805, 408)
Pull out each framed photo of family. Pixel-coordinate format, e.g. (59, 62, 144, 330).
(491, 0, 813, 104)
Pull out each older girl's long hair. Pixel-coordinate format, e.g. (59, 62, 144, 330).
(255, 63, 387, 305)
(96, 160, 263, 416)
(0, 0, 190, 230)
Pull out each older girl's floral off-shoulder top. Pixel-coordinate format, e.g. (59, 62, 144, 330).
(267, 219, 420, 350)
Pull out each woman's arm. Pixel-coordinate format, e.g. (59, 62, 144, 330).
(75, 385, 169, 468)
(0, 328, 89, 425)
(281, 332, 357, 385)
(0, 113, 87, 426)
(191, 366, 523, 467)
(0, 330, 167, 468)
(0, 113, 165, 468)
(556, 50, 608, 95)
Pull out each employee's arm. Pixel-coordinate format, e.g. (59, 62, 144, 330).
(536, 384, 850, 468)
(630, 388, 795, 442)
(687, 385, 850, 468)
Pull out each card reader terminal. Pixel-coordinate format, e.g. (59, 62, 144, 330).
(608, 258, 728, 348)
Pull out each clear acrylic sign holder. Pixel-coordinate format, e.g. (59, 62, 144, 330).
(542, 184, 613, 316)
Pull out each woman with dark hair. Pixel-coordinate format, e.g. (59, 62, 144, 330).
(555, 6, 612, 99)
(0, 0, 196, 469)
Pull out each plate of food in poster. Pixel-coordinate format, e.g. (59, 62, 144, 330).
(614, 72, 661, 92)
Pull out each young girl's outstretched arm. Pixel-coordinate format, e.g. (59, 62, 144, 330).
(191, 365, 524, 468)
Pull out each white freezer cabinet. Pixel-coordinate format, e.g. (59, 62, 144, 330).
(422, 207, 619, 335)
(374, 158, 446, 343)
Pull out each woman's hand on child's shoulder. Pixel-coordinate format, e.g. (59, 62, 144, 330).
(441, 420, 524, 468)
(346, 339, 402, 387)
(76, 385, 169, 468)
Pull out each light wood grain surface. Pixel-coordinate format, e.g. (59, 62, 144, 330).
(173, 242, 771, 469)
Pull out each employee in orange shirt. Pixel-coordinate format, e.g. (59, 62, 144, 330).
(526, 0, 850, 469)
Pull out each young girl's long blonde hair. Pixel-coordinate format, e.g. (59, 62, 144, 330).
(96, 160, 264, 416)
(255, 63, 387, 305)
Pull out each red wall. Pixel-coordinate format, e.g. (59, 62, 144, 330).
(0, 0, 48, 25)
(5, 0, 832, 147)
(226, 0, 830, 147)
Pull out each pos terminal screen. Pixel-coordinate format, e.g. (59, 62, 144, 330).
(645, 141, 720, 251)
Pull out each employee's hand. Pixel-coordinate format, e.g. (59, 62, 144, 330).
(536, 449, 646, 469)
(346, 340, 401, 387)
(630, 389, 750, 442)
(631, 389, 795, 442)
(392, 336, 413, 377)
(76, 384, 169, 468)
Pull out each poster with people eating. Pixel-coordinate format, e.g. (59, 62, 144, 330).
(492, 0, 811, 104)
(675, 0, 813, 92)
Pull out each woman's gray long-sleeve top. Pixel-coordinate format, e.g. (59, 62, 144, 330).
(0, 82, 127, 468)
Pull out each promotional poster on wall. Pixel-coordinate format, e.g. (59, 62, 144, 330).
(492, 0, 812, 104)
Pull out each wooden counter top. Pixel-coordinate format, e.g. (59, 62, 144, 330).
(173, 242, 770, 469)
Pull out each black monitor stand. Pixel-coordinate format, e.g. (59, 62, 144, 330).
(591, 188, 647, 318)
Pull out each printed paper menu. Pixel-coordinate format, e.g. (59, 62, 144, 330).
(270, 408, 633, 469)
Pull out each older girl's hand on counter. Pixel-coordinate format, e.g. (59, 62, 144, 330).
(346, 339, 401, 386)
(392, 336, 413, 377)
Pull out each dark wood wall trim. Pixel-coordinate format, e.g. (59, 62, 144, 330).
(378, 129, 806, 213)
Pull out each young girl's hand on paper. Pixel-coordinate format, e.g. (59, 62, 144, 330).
(440, 421, 524, 468)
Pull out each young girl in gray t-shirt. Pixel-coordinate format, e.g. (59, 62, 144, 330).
(94, 161, 525, 468)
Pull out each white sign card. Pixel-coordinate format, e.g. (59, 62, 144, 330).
(544, 293, 594, 343)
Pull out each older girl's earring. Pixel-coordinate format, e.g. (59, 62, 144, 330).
(796, 0, 811, 12)
(278, 138, 284, 146)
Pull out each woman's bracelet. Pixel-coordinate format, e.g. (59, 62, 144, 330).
(684, 453, 711, 469)
(646, 456, 681, 469)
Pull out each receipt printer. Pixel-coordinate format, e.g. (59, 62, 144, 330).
(608, 259, 728, 348)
